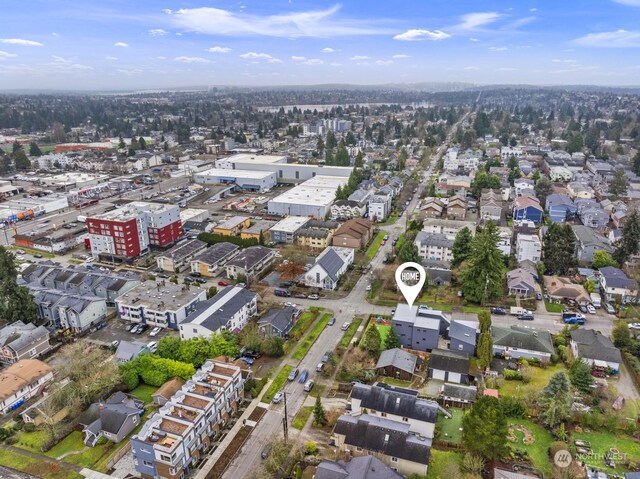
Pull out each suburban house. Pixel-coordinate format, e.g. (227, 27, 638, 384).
(479, 189, 503, 223)
(576, 199, 609, 230)
(497, 227, 512, 256)
(0, 359, 54, 416)
(420, 198, 445, 219)
(512, 196, 543, 225)
(189, 242, 239, 277)
(332, 218, 373, 249)
(546, 194, 577, 223)
(448, 319, 478, 355)
(212, 216, 251, 236)
(330, 199, 367, 221)
(156, 239, 207, 273)
(424, 260, 452, 286)
(507, 268, 536, 296)
(567, 182, 595, 200)
(31, 289, 108, 333)
(598, 266, 639, 304)
(492, 325, 555, 363)
(350, 383, 439, 438)
(257, 305, 298, 338)
(294, 221, 339, 251)
(239, 219, 276, 241)
(513, 178, 535, 196)
(332, 414, 431, 476)
(225, 245, 276, 280)
(392, 304, 450, 352)
(152, 378, 184, 407)
(315, 457, 402, 479)
(446, 195, 467, 220)
(440, 383, 477, 409)
(368, 193, 392, 222)
(303, 246, 355, 290)
(544, 276, 591, 305)
(572, 225, 614, 263)
(79, 391, 144, 447)
(570, 329, 621, 373)
(375, 348, 420, 381)
(115, 340, 150, 364)
(515, 234, 541, 263)
(131, 360, 246, 479)
(427, 349, 470, 384)
(179, 286, 258, 339)
(115, 281, 206, 330)
(0, 321, 51, 365)
(414, 231, 453, 262)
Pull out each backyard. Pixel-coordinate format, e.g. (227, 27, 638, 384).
(436, 408, 464, 444)
(572, 430, 640, 474)
(0, 448, 83, 479)
(129, 384, 157, 404)
(425, 450, 463, 479)
(507, 419, 554, 477)
(497, 363, 567, 399)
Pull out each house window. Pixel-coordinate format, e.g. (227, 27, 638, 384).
(356, 447, 362, 452)
(391, 457, 398, 463)
(143, 460, 153, 467)
(380, 412, 387, 417)
(402, 417, 408, 422)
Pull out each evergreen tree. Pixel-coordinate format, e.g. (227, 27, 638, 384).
(313, 395, 327, 426)
(316, 137, 325, 154)
(451, 227, 473, 268)
(0, 247, 38, 324)
(542, 223, 577, 274)
(383, 327, 401, 350)
(13, 148, 31, 170)
(538, 372, 572, 429)
(461, 221, 506, 304)
(360, 324, 381, 353)
(462, 396, 508, 461)
(569, 359, 594, 394)
(633, 151, 640, 176)
(354, 150, 364, 167)
(612, 321, 632, 349)
(29, 142, 42, 157)
(139, 136, 146, 149)
(609, 168, 628, 197)
(534, 176, 553, 207)
(477, 332, 493, 370)
(471, 171, 501, 198)
(613, 210, 640, 265)
(325, 148, 334, 165)
(326, 130, 337, 149)
(398, 241, 421, 263)
(335, 141, 350, 166)
(477, 310, 491, 333)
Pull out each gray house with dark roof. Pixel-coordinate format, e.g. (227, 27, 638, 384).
(391, 304, 450, 352)
(449, 319, 478, 355)
(303, 246, 355, 290)
(440, 383, 477, 408)
(375, 348, 419, 381)
(492, 325, 555, 363)
(257, 306, 298, 338)
(333, 414, 431, 476)
(190, 242, 239, 277)
(0, 321, 51, 365)
(79, 392, 144, 447)
(350, 383, 438, 438)
(570, 329, 621, 372)
(225, 245, 276, 280)
(427, 349, 470, 384)
(599, 266, 639, 304)
(315, 457, 401, 479)
(115, 340, 149, 364)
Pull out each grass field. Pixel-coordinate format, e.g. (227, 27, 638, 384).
(15, 430, 49, 453)
(337, 317, 363, 349)
(545, 302, 565, 313)
(0, 448, 83, 479)
(366, 231, 386, 260)
(436, 408, 464, 444)
(291, 313, 332, 360)
(381, 211, 400, 225)
(287, 309, 321, 340)
(426, 450, 463, 479)
(291, 406, 313, 430)
(129, 384, 157, 404)
(498, 363, 567, 399)
(263, 365, 293, 403)
(508, 419, 554, 476)
(374, 324, 390, 349)
(572, 430, 640, 474)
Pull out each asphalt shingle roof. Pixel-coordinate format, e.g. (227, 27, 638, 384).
(375, 348, 418, 375)
(350, 383, 438, 424)
(492, 326, 555, 355)
(570, 329, 622, 364)
(428, 349, 469, 375)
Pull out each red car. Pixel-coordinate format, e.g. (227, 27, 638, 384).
(218, 280, 229, 286)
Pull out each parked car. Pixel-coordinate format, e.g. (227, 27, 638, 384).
(236, 283, 246, 288)
(578, 304, 588, 314)
(33, 254, 43, 259)
(321, 351, 332, 363)
(604, 303, 616, 314)
(261, 444, 272, 459)
(341, 322, 351, 331)
(491, 307, 507, 315)
(136, 324, 148, 334)
(628, 323, 640, 330)
(190, 272, 202, 277)
(272, 391, 283, 404)
(303, 380, 315, 392)
(240, 357, 254, 365)
(218, 280, 229, 286)
(157, 273, 169, 279)
(287, 368, 299, 382)
(327, 317, 336, 326)
(295, 293, 307, 299)
(366, 284, 372, 291)
(147, 341, 158, 353)
(149, 326, 162, 337)
(185, 276, 195, 283)
(111, 340, 120, 348)
(586, 304, 596, 314)
(126, 323, 137, 332)
(298, 369, 309, 383)
(536, 292, 543, 301)
(307, 294, 319, 300)
(518, 313, 535, 321)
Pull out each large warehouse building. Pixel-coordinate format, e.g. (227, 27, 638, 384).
(193, 167, 277, 192)
(267, 176, 348, 218)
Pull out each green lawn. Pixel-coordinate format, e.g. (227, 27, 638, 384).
(337, 317, 363, 349)
(573, 430, 640, 474)
(426, 450, 463, 479)
(15, 429, 50, 453)
(10, 246, 55, 259)
(382, 211, 400, 225)
(129, 384, 157, 404)
(291, 313, 332, 360)
(374, 324, 390, 349)
(545, 302, 565, 313)
(263, 365, 293, 403)
(436, 408, 464, 444)
(287, 309, 321, 341)
(45, 431, 86, 459)
(291, 406, 313, 430)
(0, 448, 83, 479)
(498, 364, 567, 399)
(366, 231, 386, 260)
(378, 377, 412, 387)
(508, 419, 554, 477)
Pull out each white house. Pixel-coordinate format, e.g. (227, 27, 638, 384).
(516, 234, 541, 263)
(303, 246, 354, 290)
(570, 329, 621, 373)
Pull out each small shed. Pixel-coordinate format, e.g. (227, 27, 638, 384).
(375, 348, 419, 381)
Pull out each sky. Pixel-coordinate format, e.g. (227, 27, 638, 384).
(1, 0, 640, 90)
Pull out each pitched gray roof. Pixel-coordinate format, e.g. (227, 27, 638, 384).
(0, 321, 49, 353)
(570, 329, 622, 363)
(599, 266, 639, 290)
(492, 326, 555, 355)
(182, 286, 256, 333)
(428, 348, 469, 375)
(115, 340, 149, 362)
(258, 306, 296, 334)
(157, 239, 207, 262)
(100, 403, 140, 435)
(442, 383, 477, 402)
(316, 457, 401, 479)
(226, 245, 273, 269)
(318, 248, 345, 281)
(350, 383, 438, 424)
(449, 320, 478, 347)
(334, 414, 431, 465)
(494, 469, 541, 479)
(375, 348, 418, 375)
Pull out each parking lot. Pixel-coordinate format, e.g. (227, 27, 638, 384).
(87, 316, 177, 345)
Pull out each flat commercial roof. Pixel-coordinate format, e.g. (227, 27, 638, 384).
(215, 215, 249, 230)
(269, 175, 348, 207)
(116, 280, 204, 311)
(197, 168, 275, 179)
(225, 154, 287, 164)
(271, 216, 311, 233)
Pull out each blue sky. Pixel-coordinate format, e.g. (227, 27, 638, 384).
(1, 0, 640, 90)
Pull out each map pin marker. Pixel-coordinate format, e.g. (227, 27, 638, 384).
(395, 262, 426, 308)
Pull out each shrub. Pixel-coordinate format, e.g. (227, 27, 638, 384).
(549, 441, 569, 458)
(305, 441, 318, 455)
(5, 436, 18, 445)
(501, 396, 527, 418)
(554, 336, 567, 347)
(23, 423, 36, 433)
(503, 369, 522, 381)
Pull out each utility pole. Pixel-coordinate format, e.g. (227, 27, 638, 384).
(282, 391, 289, 443)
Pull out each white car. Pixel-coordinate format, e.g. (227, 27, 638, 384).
(586, 304, 596, 314)
(629, 323, 640, 330)
(272, 391, 284, 404)
(147, 341, 158, 353)
(366, 284, 372, 291)
(149, 326, 162, 337)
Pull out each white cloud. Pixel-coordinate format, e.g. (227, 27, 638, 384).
(46, 56, 93, 71)
(464, 66, 479, 70)
(529, 8, 538, 12)
(162, 9, 173, 14)
(114, 42, 129, 47)
(207, 46, 231, 53)
(52, 32, 60, 37)
(489, 46, 508, 51)
(329, 61, 342, 66)
(611, 0, 640, 5)
(117, 68, 143, 75)
(321, 47, 335, 53)
(393, 29, 450, 41)
(392, 54, 410, 59)
(240, 51, 276, 60)
(0, 51, 18, 60)
(552, 58, 578, 63)
(156, 56, 166, 59)
(457, 12, 501, 30)
(498, 67, 517, 71)
(174, 56, 210, 63)
(168, 5, 390, 38)
(105, 56, 118, 61)
(268, 58, 282, 63)
(375, 59, 393, 65)
(149, 29, 168, 36)
(304, 58, 323, 65)
(291, 56, 307, 61)
(574, 29, 640, 47)
(0, 38, 43, 46)
(350, 55, 369, 60)
(469, 37, 479, 42)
